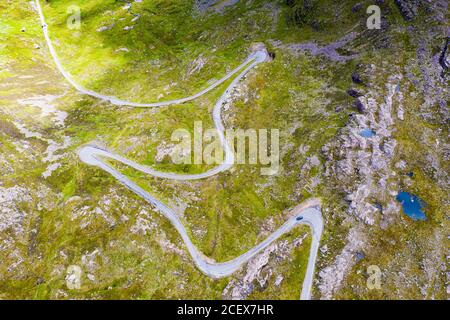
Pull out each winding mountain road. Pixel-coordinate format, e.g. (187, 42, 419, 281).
(35, 0, 324, 300)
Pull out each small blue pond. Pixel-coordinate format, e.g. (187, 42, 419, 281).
(359, 128, 376, 138)
(396, 192, 427, 221)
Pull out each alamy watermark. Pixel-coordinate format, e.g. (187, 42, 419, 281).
(166, 122, 280, 176)
(65, 265, 82, 290)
